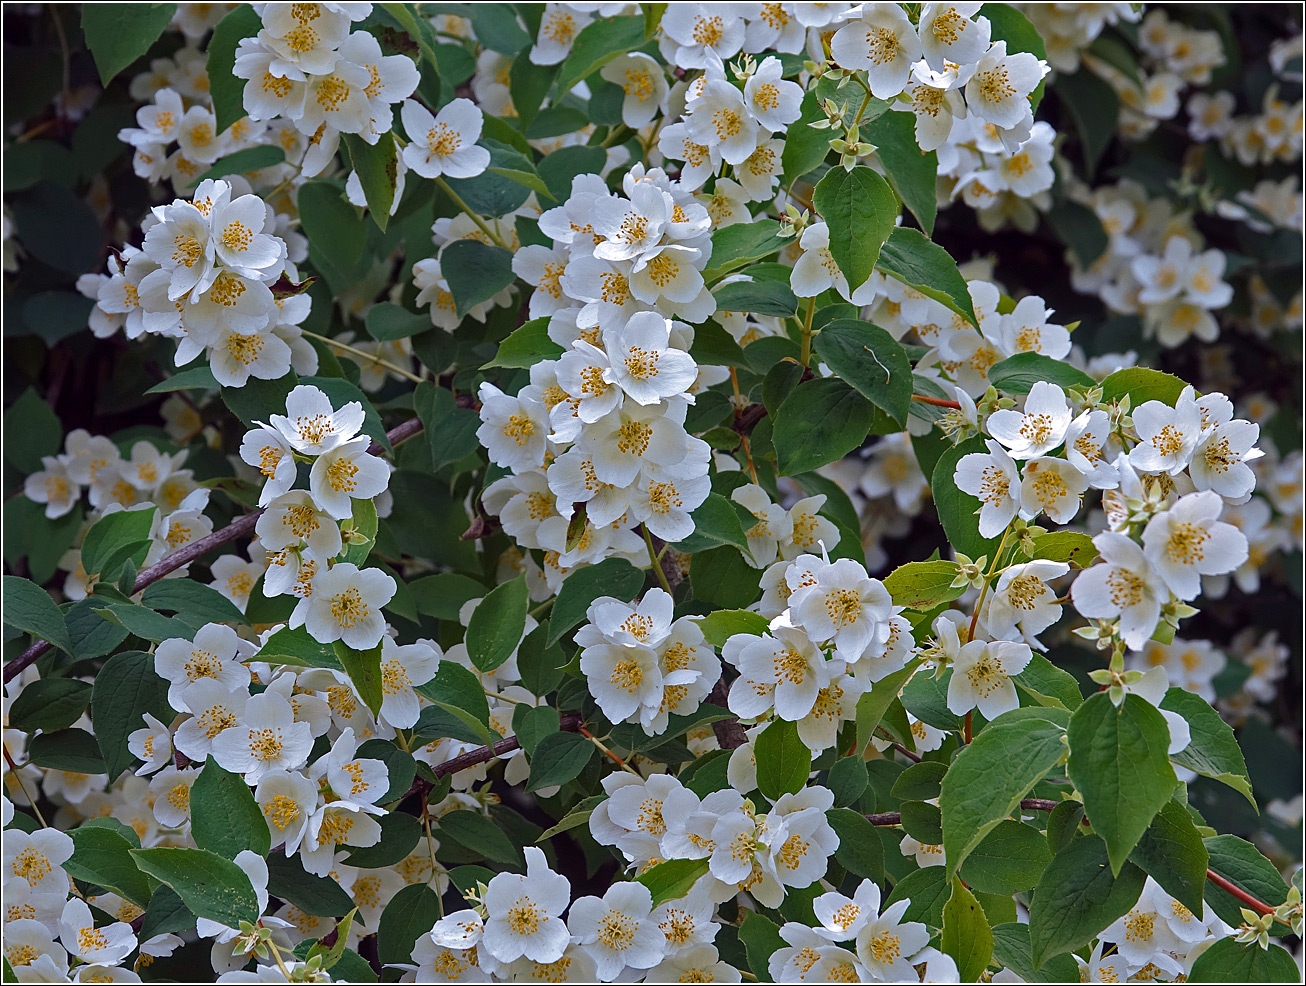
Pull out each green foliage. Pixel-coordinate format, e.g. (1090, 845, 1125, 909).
(812, 166, 899, 292)
(132, 847, 261, 927)
(191, 757, 273, 859)
(81, 4, 177, 85)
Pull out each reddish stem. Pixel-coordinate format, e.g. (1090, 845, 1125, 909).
(911, 393, 962, 409)
(1205, 868, 1276, 916)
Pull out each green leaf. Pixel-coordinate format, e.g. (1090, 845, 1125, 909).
(989, 352, 1096, 394)
(344, 811, 422, 869)
(882, 560, 964, 611)
(191, 757, 272, 859)
(357, 739, 416, 805)
(254, 625, 342, 670)
(299, 180, 366, 274)
(548, 558, 645, 645)
(191, 145, 286, 187)
(1028, 835, 1147, 969)
(991, 923, 1081, 984)
(7, 678, 92, 733)
(466, 575, 529, 672)
(1029, 531, 1099, 568)
(1055, 68, 1119, 177)
(91, 651, 171, 780)
(781, 91, 832, 184)
(1013, 654, 1084, 711)
(828, 754, 869, 807)
(772, 378, 876, 476)
(739, 910, 786, 982)
(892, 760, 947, 801)
(342, 132, 400, 231)
(636, 858, 710, 907)
(940, 706, 1069, 877)
(526, 730, 594, 792)
(1203, 835, 1291, 931)
(266, 853, 353, 916)
(408, 572, 485, 621)
(1188, 937, 1301, 983)
(826, 808, 884, 882)
(438, 809, 519, 866)
(1098, 367, 1187, 407)
(554, 15, 645, 96)
(862, 111, 938, 234)
(81, 3, 176, 85)
(959, 820, 1053, 894)
(811, 165, 899, 292)
(416, 660, 492, 732)
(1161, 687, 1256, 809)
(65, 825, 154, 907)
(885, 865, 950, 928)
(537, 144, 608, 203)
(932, 435, 999, 561)
(689, 546, 762, 609)
(695, 609, 771, 648)
(876, 226, 979, 328)
(140, 885, 196, 940)
(207, 5, 262, 132)
(704, 220, 790, 281)
(942, 876, 994, 983)
(1129, 797, 1208, 917)
(365, 301, 429, 342)
(812, 319, 913, 425)
(482, 317, 564, 369)
(671, 493, 753, 556)
(3, 387, 62, 473)
(80, 507, 157, 581)
(536, 795, 605, 842)
(516, 622, 568, 697)
(412, 382, 480, 471)
(713, 278, 798, 318)
(1067, 693, 1177, 875)
(131, 847, 260, 928)
(855, 660, 919, 754)
(440, 239, 516, 318)
(3, 576, 72, 654)
(340, 498, 378, 568)
(93, 601, 194, 643)
(900, 800, 943, 843)
(755, 719, 810, 802)
(376, 883, 440, 964)
(141, 579, 248, 627)
(334, 641, 385, 718)
(379, 3, 442, 74)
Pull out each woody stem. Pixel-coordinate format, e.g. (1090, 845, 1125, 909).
(644, 525, 673, 594)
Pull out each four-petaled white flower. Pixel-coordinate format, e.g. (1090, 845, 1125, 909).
(1071, 532, 1171, 650)
(270, 384, 365, 455)
(945, 628, 1032, 719)
(299, 561, 396, 648)
(399, 97, 491, 179)
(1142, 490, 1249, 600)
(955, 438, 1024, 537)
(212, 690, 314, 782)
(568, 881, 665, 980)
(308, 435, 390, 519)
(986, 381, 1073, 459)
(481, 846, 572, 964)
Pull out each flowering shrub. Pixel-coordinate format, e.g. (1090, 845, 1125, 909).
(2, 3, 1303, 983)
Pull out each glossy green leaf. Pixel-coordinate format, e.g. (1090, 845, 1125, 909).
(876, 226, 979, 328)
(772, 378, 876, 476)
(942, 876, 994, 983)
(132, 847, 260, 928)
(755, 719, 810, 802)
(812, 165, 899, 292)
(191, 757, 272, 859)
(466, 574, 529, 672)
(1028, 835, 1146, 968)
(82, 4, 176, 85)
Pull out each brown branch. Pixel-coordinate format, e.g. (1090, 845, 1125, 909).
(427, 713, 583, 780)
(731, 403, 769, 435)
(865, 798, 1064, 827)
(5, 416, 425, 683)
(706, 673, 747, 750)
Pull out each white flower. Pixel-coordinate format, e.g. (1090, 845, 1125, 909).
(208, 187, 284, 277)
(743, 56, 802, 131)
(141, 199, 215, 303)
(59, 897, 137, 967)
(986, 381, 1073, 459)
(579, 399, 692, 488)
(1190, 418, 1261, 503)
(903, 63, 970, 152)
(6, 828, 74, 895)
(150, 765, 199, 828)
(23, 456, 78, 519)
(255, 769, 318, 855)
(377, 636, 440, 729)
(831, 3, 923, 99)
(477, 382, 549, 473)
(568, 881, 665, 979)
(732, 483, 793, 568)
(900, 833, 948, 867)
(1129, 396, 1202, 475)
(603, 310, 699, 405)
(1132, 236, 1195, 305)
(630, 464, 712, 544)
(983, 559, 1070, 647)
(400, 97, 490, 179)
(790, 221, 849, 299)
(127, 713, 173, 776)
(211, 690, 314, 782)
(270, 384, 364, 455)
(1071, 533, 1170, 650)
(1100, 879, 1186, 974)
(812, 880, 884, 941)
(724, 624, 831, 721)
(300, 562, 395, 649)
(946, 636, 1032, 718)
(852, 881, 931, 980)
(1063, 409, 1119, 489)
(766, 790, 840, 889)
(660, 5, 746, 68)
(173, 679, 249, 761)
(239, 424, 298, 505)
(3, 919, 69, 979)
(308, 435, 389, 520)
(1142, 491, 1249, 600)
(998, 294, 1071, 360)
(955, 439, 1023, 537)
(154, 622, 253, 709)
(647, 944, 741, 983)
(782, 494, 840, 559)
(919, 3, 991, 70)
(481, 846, 572, 964)
(592, 182, 670, 264)
(965, 40, 1046, 129)
(600, 52, 668, 128)
(787, 556, 896, 663)
(1019, 456, 1089, 525)
(255, 490, 344, 559)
